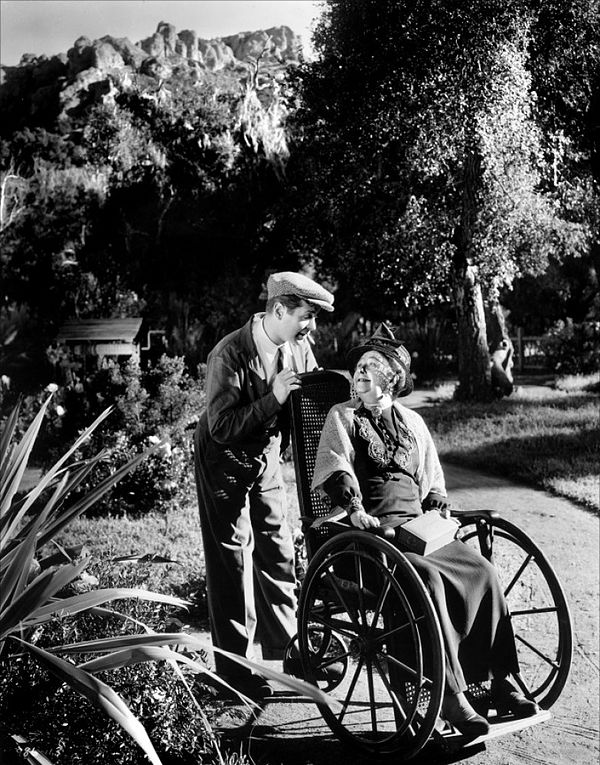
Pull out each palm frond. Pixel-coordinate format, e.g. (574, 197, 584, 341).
(22, 588, 188, 627)
(16, 639, 163, 765)
(1, 406, 113, 548)
(0, 397, 51, 520)
(49, 632, 341, 710)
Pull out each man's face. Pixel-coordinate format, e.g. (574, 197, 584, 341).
(276, 300, 318, 344)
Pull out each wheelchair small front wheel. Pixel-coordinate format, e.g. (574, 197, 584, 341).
(283, 629, 348, 692)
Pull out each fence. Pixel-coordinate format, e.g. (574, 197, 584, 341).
(510, 329, 547, 373)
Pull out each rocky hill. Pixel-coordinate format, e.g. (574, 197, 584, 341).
(0, 22, 302, 130)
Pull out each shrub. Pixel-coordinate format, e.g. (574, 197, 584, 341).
(1, 564, 219, 765)
(16, 355, 206, 516)
(541, 319, 600, 374)
(0, 397, 188, 764)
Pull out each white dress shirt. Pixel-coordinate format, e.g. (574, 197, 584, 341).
(252, 314, 291, 384)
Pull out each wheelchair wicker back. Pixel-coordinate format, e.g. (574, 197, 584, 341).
(289, 370, 351, 558)
(288, 371, 572, 760)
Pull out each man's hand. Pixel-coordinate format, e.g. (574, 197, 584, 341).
(272, 368, 301, 405)
(350, 508, 380, 530)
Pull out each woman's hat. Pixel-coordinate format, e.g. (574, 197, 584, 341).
(346, 323, 414, 397)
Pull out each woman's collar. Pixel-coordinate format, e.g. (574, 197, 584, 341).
(358, 394, 393, 419)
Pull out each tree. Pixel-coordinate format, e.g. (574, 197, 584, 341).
(285, 0, 596, 398)
(1, 60, 294, 377)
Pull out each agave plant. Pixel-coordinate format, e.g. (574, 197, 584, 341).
(0, 397, 337, 765)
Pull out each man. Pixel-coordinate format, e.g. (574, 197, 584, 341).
(194, 271, 334, 699)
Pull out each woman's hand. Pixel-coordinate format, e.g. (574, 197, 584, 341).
(349, 508, 380, 529)
(422, 493, 453, 519)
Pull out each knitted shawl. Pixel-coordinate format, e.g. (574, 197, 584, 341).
(311, 399, 447, 502)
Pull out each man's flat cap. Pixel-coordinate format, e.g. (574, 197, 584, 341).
(267, 271, 334, 312)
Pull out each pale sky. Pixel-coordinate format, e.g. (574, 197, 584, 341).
(0, 0, 324, 66)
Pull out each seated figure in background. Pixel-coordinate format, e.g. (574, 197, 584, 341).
(312, 324, 539, 739)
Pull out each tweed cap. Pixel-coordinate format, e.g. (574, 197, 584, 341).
(347, 323, 414, 397)
(267, 271, 334, 312)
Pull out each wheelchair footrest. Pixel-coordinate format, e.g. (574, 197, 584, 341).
(437, 709, 551, 752)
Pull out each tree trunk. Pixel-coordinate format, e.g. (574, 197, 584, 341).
(452, 149, 492, 400)
(453, 263, 491, 400)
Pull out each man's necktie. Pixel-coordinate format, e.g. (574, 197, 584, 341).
(275, 346, 284, 374)
(275, 346, 291, 451)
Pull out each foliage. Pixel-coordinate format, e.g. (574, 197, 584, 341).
(0, 585, 218, 765)
(0, 59, 297, 377)
(541, 319, 600, 374)
(282, 0, 598, 399)
(17, 355, 206, 516)
(503, 249, 600, 335)
(0, 397, 189, 763)
(0, 397, 338, 763)
(77, 356, 204, 516)
(528, 0, 600, 184)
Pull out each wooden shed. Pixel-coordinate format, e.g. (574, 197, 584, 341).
(55, 318, 144, 369)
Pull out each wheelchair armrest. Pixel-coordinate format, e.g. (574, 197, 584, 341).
(305, 513, 395, 541)
(372, 525, 396, 540)
(452, 509, 501, 526)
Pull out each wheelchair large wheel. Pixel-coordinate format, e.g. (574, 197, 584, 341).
(297, 531, 445, 760)
(459, 514, 573, 710)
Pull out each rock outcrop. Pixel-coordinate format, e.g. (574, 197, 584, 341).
(223, 26, 300, 63)
(0, 21, 302, 129)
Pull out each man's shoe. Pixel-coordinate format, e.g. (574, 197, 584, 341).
(441, 692, 490, 741)
(490, 677, 539, 718)
(221, 673, 274, 702)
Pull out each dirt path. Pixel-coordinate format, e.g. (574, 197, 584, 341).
(207, 463, 599, 765)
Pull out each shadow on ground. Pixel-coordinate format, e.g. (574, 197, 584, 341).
(213, 691, 488, 765)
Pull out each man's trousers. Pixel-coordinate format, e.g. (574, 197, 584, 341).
(194, 428, 297, 678)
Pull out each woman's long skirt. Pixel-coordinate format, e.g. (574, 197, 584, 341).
(403, 540, 520, 694)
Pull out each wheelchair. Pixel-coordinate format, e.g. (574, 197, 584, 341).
(284, 371, 573, 760)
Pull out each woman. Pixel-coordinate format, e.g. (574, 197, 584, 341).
(311, 324, 538, 739)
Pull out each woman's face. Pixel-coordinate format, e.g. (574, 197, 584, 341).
(353, 351, 396, 400)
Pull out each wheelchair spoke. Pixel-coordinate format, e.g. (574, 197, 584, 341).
(511, 605, 558, 617)
(373, 657, 411, 726)
(336, 654, 365, 725)
(373, 656, 420, 737)
(309, 610, 362, 642)
(377, 613, 426, 647)
(512, 671, 536, 699)
(379, 650, 422, 682)
(366, 659, 378, 733)
(352, 546, 371, 626)
(323, 569, 363, 632)
(515, 632, 561, 671)
(504, 552, 534, 598)
(370, 575, 392, 633)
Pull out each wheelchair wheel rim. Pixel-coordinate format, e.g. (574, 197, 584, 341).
(459, 516, 573, 709)
(297, 533, 444, 759)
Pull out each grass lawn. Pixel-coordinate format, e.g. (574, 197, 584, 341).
(421, 384, 599, 513)
(55, 473, 303, 629)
